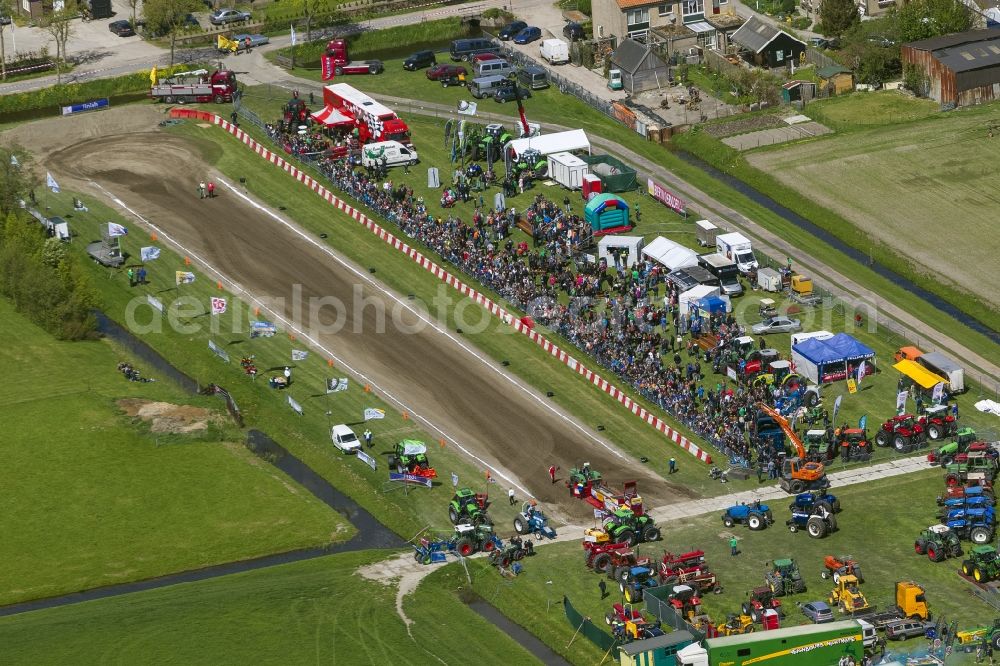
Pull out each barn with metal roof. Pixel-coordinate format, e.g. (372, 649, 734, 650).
(901, 29, 1000, 107)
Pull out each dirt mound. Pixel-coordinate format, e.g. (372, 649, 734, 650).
(118, 398, 222, 434)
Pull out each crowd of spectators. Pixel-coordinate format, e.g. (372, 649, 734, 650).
(266, 117, 809, 471)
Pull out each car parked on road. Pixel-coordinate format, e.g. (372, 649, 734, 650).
(426, 63, 467, 80)
(563, 21, 585, 41)
(498, 20, 527, 40)
(233, 33, 268, 48)
(799, 601, 834, 623)
(751, 316, 802, 335)
(109, 19, 135, 37)
(403, 50, 436, 70)
(513, 26, 542, 45)
(210, 8, 251, 25)
(331, 424, 361, 454)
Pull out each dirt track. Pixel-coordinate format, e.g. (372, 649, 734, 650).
(34, 112, 693, 518)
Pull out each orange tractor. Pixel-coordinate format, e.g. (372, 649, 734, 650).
(757, 404, 829, 494)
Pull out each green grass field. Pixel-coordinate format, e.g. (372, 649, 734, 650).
(468, 468, 990, 664)
(747, 95, 1000, 313)
(0, 297, 346, 606)
(805, 91, 941, 129)
(0, 551, 541, 665)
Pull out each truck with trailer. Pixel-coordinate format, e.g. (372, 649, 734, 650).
(321, 39, 385, 79)
(675, 619, 872, 666)
(150, 69, 237, 104)
(715, 232, 758, 275)
(697, 253, 743, 297)
(916, 351, 965, 394)
(322, 83, 412, 146)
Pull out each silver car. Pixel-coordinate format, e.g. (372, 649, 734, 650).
(751, 316, 802, 335)
(210, 8, 251, 25)
(233, 33, 269, 47)
(800, 601, 834, 623)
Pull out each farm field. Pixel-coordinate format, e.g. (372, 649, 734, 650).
(470, 468, 989, 665)
(0, 551, 540, 665)
(747, 99, 1000, 310)
(0, 298, 345, 606)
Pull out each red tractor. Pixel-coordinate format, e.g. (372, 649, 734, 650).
(820, 554, 864, 583)
(874, 414, 927, 453)
(741, 586, 783, 623)
(835, 427, 872, 462)
(939, 482, 995, 504)
(666, 584, 705, 623)
(583, 541, 631, 572)
(659, 550, 722, 593)
(922, 405, 959, 441)
(605, 603, 665, 642)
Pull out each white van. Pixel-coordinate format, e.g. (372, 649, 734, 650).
(475, 58, 514, 78)
(361, 141, 419, 169)
(540, 38, 569, 65)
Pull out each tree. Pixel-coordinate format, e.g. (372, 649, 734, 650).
(896, 0, 971, 42)
(43, 0, 77, 85)
(299, 0, 324, 44)
(0, 0, 12, 80)
(143, 0, 202, 66)
(819, 0, 859, 37)
(0, 146, 37, 217)
(128, 0, 141, 28)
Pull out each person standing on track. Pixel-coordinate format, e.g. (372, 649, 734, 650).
(198, 181, 206, 199)
(206, 182, 216, 198)
(548, 465, 557, 484)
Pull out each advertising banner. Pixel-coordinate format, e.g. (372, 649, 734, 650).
(61, 98, 109, 116)
(647, 178, 686, 215)
(389, 472, 431, 487)
(358, 450, 378, 471)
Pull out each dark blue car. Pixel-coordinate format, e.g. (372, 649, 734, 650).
(513, 27, 542, 45)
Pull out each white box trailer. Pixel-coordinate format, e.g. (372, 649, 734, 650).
(695, 219, 719, 247)
(598, 235, 644, 268)
(757, 267, 782, 292)
(547, 151, 589, 190)
(917, 351, 965, 393)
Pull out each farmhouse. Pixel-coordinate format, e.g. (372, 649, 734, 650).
(610, 38, 670, 94)
(730, 16, 806, 68)
(902, 29, 1000, 107)
(591, 0, 745, 58)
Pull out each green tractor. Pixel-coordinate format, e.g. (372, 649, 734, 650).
(448, 487, 492, 526)
(600, 507, 661, 547)
(473, 123, 512, 162)
(803, 429, 836, 462)
(914, 524, 963, 562)
(511, 147, 548, 180)
(930, 428, 980, 466)
(961, 545, 1000, 583)
(567, 464, 603, 499)
(387, 439, 437, 478)
(765, 558, 807, 597)
(944, 453, 999, 487)
(452, 523, 500, 557)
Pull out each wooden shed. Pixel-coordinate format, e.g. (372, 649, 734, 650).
(730, 16, 806, 69)
(902, 29, 1000, 107)
(610, 38, 669, 94)
(817, 65, 854, 95)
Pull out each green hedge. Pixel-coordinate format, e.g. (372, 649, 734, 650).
(278, 17, 470, 63)
(0, 65, 190, 115)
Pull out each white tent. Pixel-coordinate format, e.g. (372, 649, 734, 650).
(677, 284, 721, 315)
(598, 235, 644, 268)
(641, 236, 698, 271)
(506, 129, 591, 159)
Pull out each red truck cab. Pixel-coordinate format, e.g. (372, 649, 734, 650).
(322, 39, 385, 79)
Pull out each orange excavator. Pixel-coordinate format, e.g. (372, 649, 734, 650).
(757, 404, 829, 494)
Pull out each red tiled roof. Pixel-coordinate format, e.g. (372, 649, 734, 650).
(616, 0, 659, 8)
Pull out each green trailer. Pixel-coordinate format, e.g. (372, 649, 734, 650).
(675, 620, 867, 666)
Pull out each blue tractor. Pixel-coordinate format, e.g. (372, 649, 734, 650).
(938, 495, 994, 516)
(945, 506, 996, 544)
(722, 500, 774, 530)
(789, 490, 841, 514)
(786, 505, 837, 538)
(619, 566, 660, 603)
(513, 501, 557, 539)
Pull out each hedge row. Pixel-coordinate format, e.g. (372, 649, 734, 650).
(278, 16, 468, 63)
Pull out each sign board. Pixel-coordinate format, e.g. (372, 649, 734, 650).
(593, 508, 606, 520)
(896, 390, 909, 413)
(287, 394, 303, 415)
(250, 321, 277, 338)
(147, 295, 164, 313)
(208, 339, 230, 363)
(327, 378, 349, 393)
(647, 178, 686, 216)
(357, 450, 378, 471)
(727, 366, 738, 381)
(846, 378, 857, 394)
(389, 472, 432, 487)
(61, 98, 109, 116)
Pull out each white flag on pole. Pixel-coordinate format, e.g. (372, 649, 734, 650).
(46, 172, 60, 193)
(210, 297, 227, 315)
(290, 25, 297, 46)
(363, 408, 386, 421)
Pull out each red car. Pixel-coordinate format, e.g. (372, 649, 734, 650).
(426, 63, 468, 80)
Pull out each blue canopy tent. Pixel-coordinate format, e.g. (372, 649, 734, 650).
(791, 333, 876, 384)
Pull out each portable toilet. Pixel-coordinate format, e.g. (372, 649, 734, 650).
(582, 173, 602, 201)
(584, 193, 630, 234)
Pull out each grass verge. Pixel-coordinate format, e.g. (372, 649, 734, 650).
(0, 297, 346, 606)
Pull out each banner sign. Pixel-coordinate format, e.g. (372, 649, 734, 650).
(389, 471, 431, 487)
(147, 294, 164, 313)
(210, 297, 227, 315)
(896, 390, 909, 413)
(727, 366, 738, 381)
(327, 378, 349, 393)
(291, 349, 309, 361)
(358, 450, 378, 472)
(364, 408, 385, 421)
(208, 339, 230, 363)
(932, 382, 945, 404)
(140, 246, 160, 262)
(593, 508, 606, 520)
(287, 394, 303, 415)
(858, 414, 868, 431)
(832, 394, 843, 425)
(62, 98, 109, 116)
(647, 178, 687, 216)
(176, 271, 196, 285)
(321, 55, 337, 81)
(250, 321, 277, 338)
(451, 472, 459, 488)
(846, 378, 857, 394)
